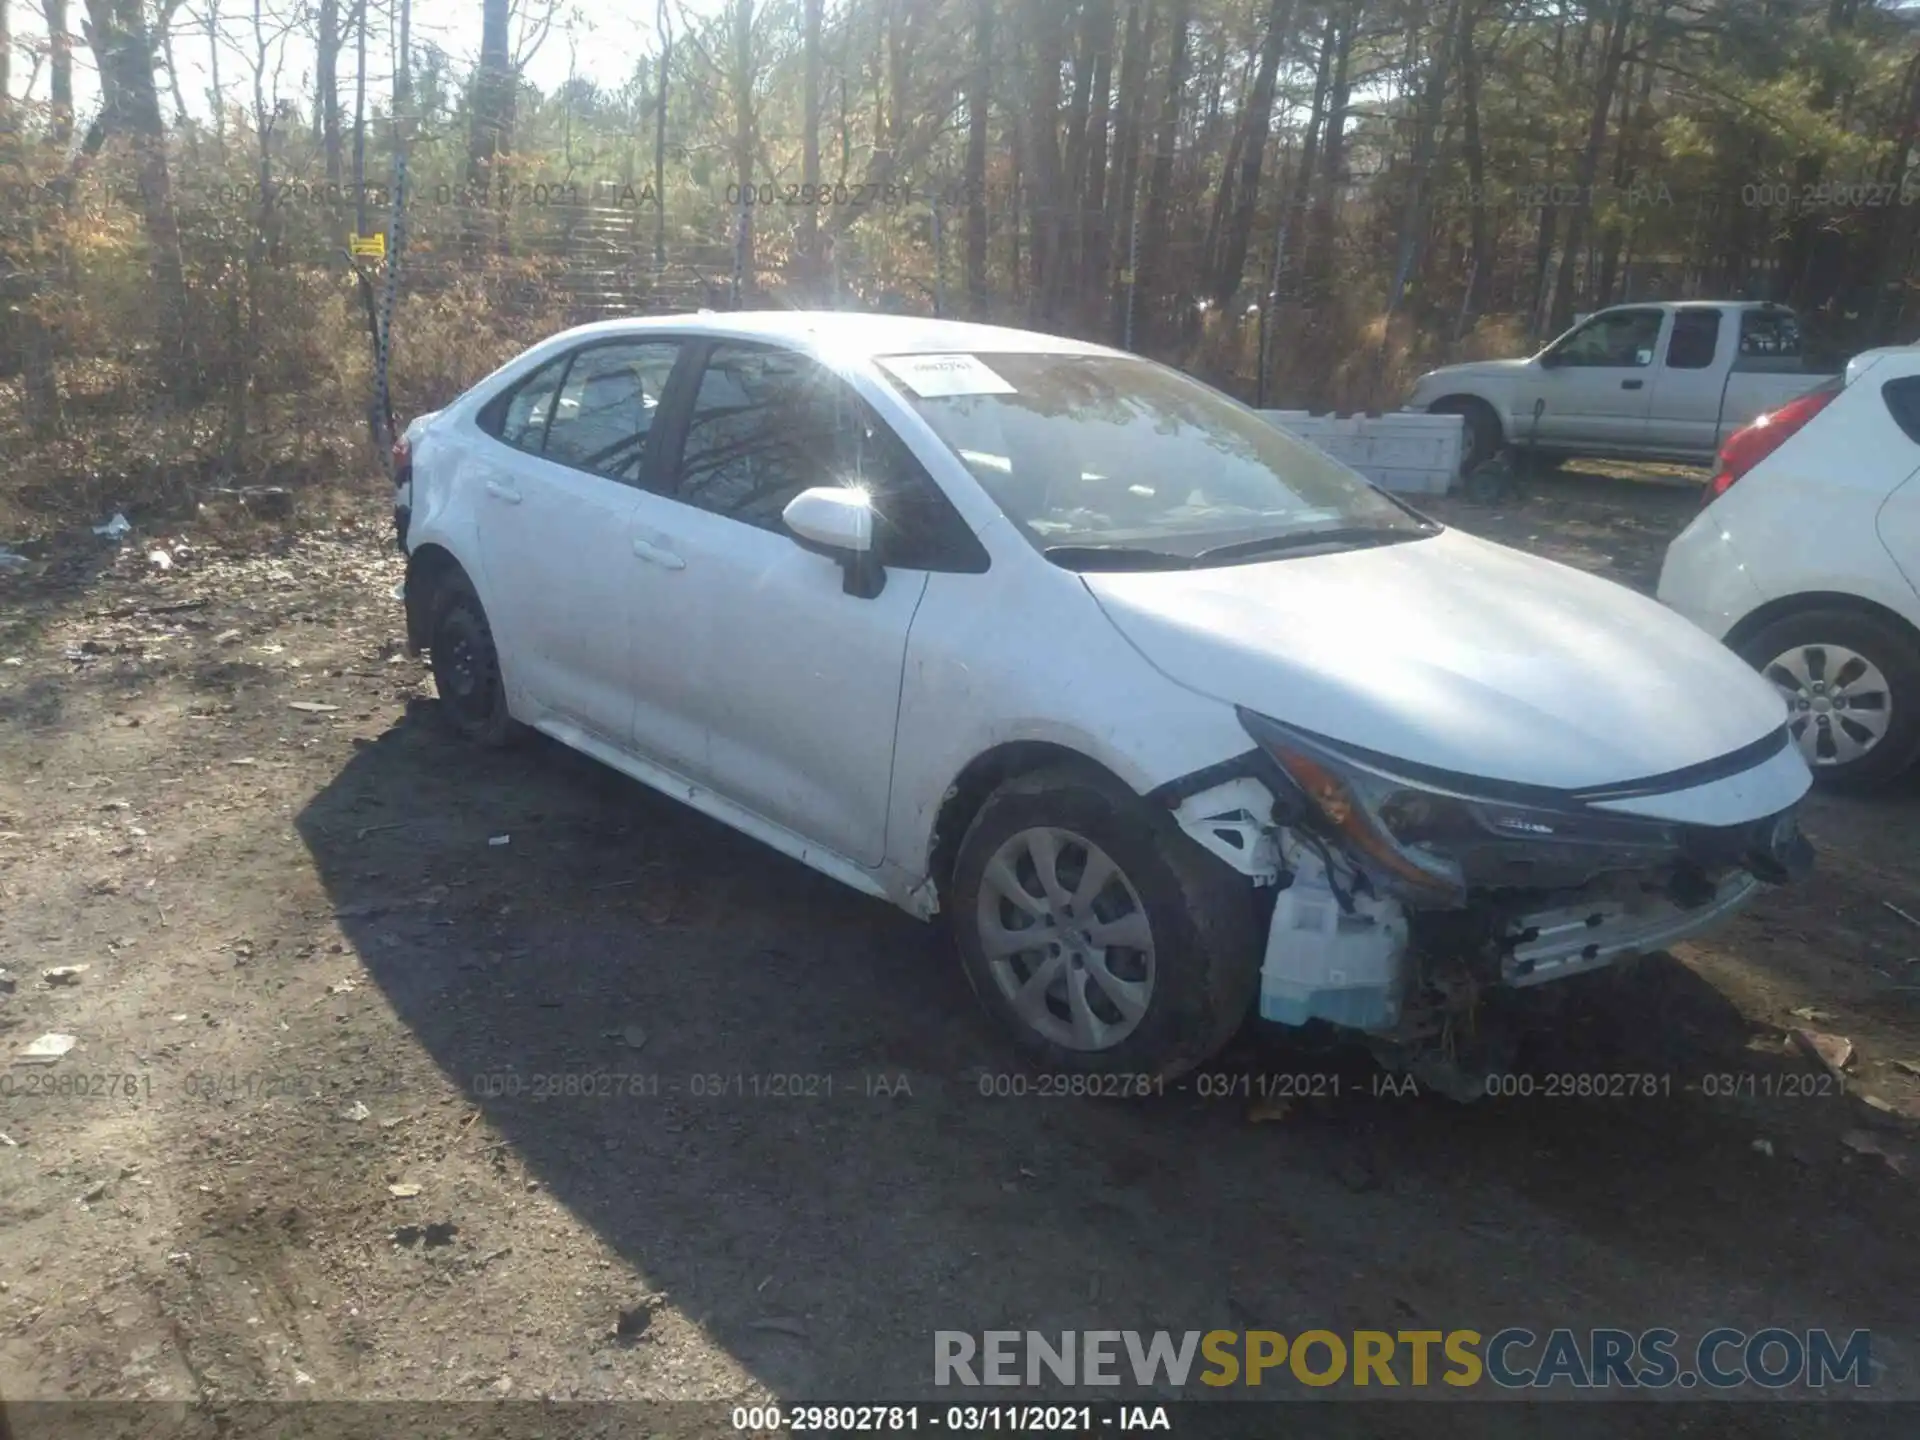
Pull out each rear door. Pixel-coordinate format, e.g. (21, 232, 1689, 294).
(641, 342, 978, 865)
(1643, 308, 1725, 453)
(1524, 307, 1665, 450)
(472, 336, 689, 743)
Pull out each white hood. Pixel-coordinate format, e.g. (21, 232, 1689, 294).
(1085, 529, 1791, 791)
(1408, 357, 1533, 396)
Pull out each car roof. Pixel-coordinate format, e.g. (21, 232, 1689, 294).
(533, 310, 1128, 361)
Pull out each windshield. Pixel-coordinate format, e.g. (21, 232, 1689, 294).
(873, 351, 1434, 565)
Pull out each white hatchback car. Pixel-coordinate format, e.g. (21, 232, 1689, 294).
(1659, 346, 1920, 785)
(393, 312, 1814, 1092)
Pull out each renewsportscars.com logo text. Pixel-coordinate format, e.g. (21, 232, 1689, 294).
(933, 1328, 1872, 1391)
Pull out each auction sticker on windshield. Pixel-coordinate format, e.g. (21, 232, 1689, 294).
(877, 353, 1017, 398)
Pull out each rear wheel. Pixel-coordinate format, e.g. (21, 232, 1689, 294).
(426, 569, 516, 748)
(1738, 608, 1920, 785)
(950, 765, 1261, 1080)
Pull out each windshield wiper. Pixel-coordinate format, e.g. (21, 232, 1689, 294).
(1192, 525, 1432, 565)
(1042, 544, 1195, 572)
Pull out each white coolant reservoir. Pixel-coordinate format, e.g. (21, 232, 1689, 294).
(1260, 836, 1410, 1032)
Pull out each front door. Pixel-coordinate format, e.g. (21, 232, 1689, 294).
(1522, 307, 1666, 451)
(643, 342, 932, 866)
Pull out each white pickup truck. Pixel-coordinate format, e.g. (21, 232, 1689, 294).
(1404, 300, 1840, 472)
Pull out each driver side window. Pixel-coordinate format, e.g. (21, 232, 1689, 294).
(671, 344, 988, 572)
(1551, 310, 1664, 368)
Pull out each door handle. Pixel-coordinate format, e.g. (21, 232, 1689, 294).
(485, 479, 523, 504)
(1621, 379, 1644, 390)
(631, 536, 686, 570)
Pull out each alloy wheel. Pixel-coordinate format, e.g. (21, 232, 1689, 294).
(1763, 642, 1893, 768)
(974, 826, 1156, 1052)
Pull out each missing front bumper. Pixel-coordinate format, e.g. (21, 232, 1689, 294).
(1499, 869, 1763, 987)
(1253, 835, 1770, 1033)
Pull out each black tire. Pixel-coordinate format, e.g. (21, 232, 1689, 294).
(950, 765, 1261, 1081)
(426, 568, 516, 748)
(1430, 396, 1503, 475)
(1737, 608, 1920, 787)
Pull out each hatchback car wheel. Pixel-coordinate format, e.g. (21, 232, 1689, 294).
(1740, 609, 1920, 784)
(427, 570, 515, 747)
(951, 766, 1260, 1080)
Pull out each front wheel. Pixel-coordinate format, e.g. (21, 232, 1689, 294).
(1738, 608, 1920, 785)
(1429, 397, 1503, 476)
(950, 766, 1261, 1080)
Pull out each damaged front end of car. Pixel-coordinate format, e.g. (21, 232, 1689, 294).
(1164, 709, 1813, 1100)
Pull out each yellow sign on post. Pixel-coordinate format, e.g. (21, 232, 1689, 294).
(350, 233, 386, 259)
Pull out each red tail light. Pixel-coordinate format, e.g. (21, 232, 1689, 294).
(1704, 386, 1837, 504)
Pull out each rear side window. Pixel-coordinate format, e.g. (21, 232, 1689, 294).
(1739, 310, 1803, 358)
(480, 356, 568, 452)
(1665, 310, 1720, 370)
(542, 340, 681, 482)
(1883, 376, 1920, 444)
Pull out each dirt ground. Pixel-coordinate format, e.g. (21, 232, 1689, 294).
(2, 465, 1919, 1435)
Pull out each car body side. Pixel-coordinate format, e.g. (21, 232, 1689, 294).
(1658, 348, 1920, 649)
(400, 317, 1260, 918)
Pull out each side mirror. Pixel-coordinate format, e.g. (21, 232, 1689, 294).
(782, 486, 885, 598)
(1537, 350, 1562, 369)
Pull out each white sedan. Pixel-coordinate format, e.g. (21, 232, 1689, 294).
(1659, 345, 1920, 784)
(392, 312, 1813, 1093)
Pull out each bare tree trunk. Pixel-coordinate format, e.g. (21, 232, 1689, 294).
(1781, 0, 1858, 307)
(1136, 0, 1191, 344)
(466, 0, 513, 255)
(1595, 34, 1651, 307)
(964, 0, 990, 316)
(1455, 0, 1489, 325)
(1107, 0, 1154, 338)
(1079, 0, 1117, 309)
(84, 0, 194, 396)
(731, 0, 756, 288)
(1301, 0, 1356, 307)
(653, 0, 670, 270)
(0, 0, 12, 135)
(161, 16, 191, 137)
(395, 0, 410, 111)
(1276, 7, 1335, 304)
(42, 0, 73, 144)
(318, 0, 342, 183)
(1025, 1, 1065, 325)
(1208, 0, 1294, 309)
(1866, 44, 1920, 341)
(799, 0, 823, 292)
(351, 0, 368, 235)
(1385, 0, 1460, 319)
(1546, 0, 1633, 336)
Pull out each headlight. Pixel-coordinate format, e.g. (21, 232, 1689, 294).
(1237, 709, 1680, 902)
